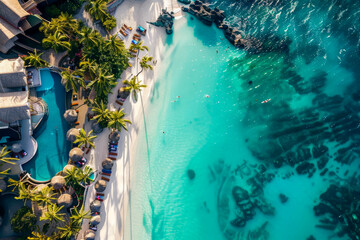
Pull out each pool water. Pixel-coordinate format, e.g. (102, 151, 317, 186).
(127, 2, 360, 239)
(22, 69, 70, 181)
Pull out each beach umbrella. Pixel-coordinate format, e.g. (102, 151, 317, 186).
(102, 158, 113, 170)
(91, 121, 103, 134)
(90, 200, 101, 212)
(62, 164, 76, 176)
(85, 230, 96, 240)
(63, 109, 78, 123)
(69, 147, 83, 162)
(0, 180, 6, 192)
(118, 87, 130, 99)
(57, 193, 73, 207)
(51, 175, 66, 190)
(66, 128, 80, 142)
(109, 130, 120, 142)
(32, 184, 48, 194)
(95, 180, 106, 192)
(90, 215, 101, 225)
(11, 143, 22, 153)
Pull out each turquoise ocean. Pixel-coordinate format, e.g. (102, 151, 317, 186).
(126, 1, 360, 239)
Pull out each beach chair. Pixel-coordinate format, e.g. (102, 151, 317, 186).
(71, 102, 78, 106)
(102, 172, 111, 177)
(97, 193, 105, 196)
(131, 39, 139, 45)
(117, 32, 125, 40)
(109, 152, 117, 156)
(124, 24, 132, 31)
(115, 99, 123, 105)
(101, 176, 110, 181)
(134, 33, 141, 38)
(108, 156, 116, 161)
(120, 29, 127, 36)
(102, 169, 112, 174)
(136, 25, 147, 36)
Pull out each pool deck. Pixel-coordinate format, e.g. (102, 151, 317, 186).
(71, 87, 89, 130)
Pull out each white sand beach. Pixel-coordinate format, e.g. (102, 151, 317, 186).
(78, 0, 182, 239)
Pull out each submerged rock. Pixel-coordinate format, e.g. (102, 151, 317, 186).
(187, 169, 195, 180)
(295, 162, 316, 177)
(279, 193, 288, 203)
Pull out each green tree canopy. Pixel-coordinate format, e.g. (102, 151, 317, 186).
(10, 206, 37, 236)
(23, 49, 49, 68)
(123, 76, 147, 101)
(73, 128, 97, 149)
(107, 109, 132, 132)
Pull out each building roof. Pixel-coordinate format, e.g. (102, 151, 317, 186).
(0, 91, 30, 123)
(0, 18, 20, 53)
(0, 57, 27, 89)
(0, 0, 29, 28)
(0, 57, 30, 123)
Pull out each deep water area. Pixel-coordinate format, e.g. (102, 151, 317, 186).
(127, 1, 360, 239)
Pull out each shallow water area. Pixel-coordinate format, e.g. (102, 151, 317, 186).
(128, 1, 360, 239)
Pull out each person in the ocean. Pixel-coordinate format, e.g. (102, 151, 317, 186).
(216, 50, 218, 53)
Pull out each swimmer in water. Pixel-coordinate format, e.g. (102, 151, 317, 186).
(205, 94, 209, 98)
(216, 50, 218, 53)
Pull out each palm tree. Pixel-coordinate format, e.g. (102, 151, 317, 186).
(73, 128, 97, 149)
(7, 178, 23, 192)
(70, 205, 91, 225)
(77, 166, 94, 186)
(80, 28, 101, 48)
(123, 76, 147, 101)
(139, 55, 154, 72)
(61, 68, 85, 93)
(79, 59, 96, 78)
(15, 183, 35, 204)
(92, 100, 110, 127)
(0, 146, 19, 165)
(57, 219, 81, 239)
(105, 35, 126, 55)
(40, 204, 65, 223)
(85, 0, 108, 22)
(23, 49, 48, 68)
(42, 31, 71, 53)
(87, 65, 116, 101)
(129, 40, 149, 54)
(57, 12, 79, 37)
(107, 109, 132, 132)
(28, 230, 52, 240)
(64, 167, 80, 186)
(33, 186, 57, 206)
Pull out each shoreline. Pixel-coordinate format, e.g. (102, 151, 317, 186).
(79, 0, 180, 239)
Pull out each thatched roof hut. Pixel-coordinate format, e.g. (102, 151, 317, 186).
(62, 164, 75, 176)
(102, 158, 113, 170)
(57, 193, 73, 207)
(50, 176, 65, 190)
(63, 109, 78, 123)
(69, 147, 83, 162)
(90, 215, 101, 225)
(90, 200, 101, 212)
(95, 180, 106, 192)
(32, 184, 48, 194)
(66, 128, 80, 142)
(109, 130, 120, 142)
(85, 230, 96, 240)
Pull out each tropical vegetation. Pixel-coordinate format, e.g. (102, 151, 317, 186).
(10, 206, 37, 236)
(73, 128, 97, 149)
(23, 49, 49, 68)
(61, 68, 85, 93)
(123, 76, 147, 101)
(85, 0, 117, 31)
(107, 109, 132, 132)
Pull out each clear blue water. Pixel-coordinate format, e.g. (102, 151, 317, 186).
(22, 69, 70, 181)
(128, 1, 360, 239)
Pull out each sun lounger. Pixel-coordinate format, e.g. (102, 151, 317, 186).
(120, 30, 127, 36)
(136, 26, 147, 36)
(102, 169, 112, 173)
(124, 24, 132, 31)
(133, 36, 140, 41)
(117, 32, 125, 40)
(97, 193, 105, 196)
(71, 102, 78, 106)
(96, 195, 104, 200)
(101, 176, 110, 181)
(134, 33, 141, 38)
(102, 172, 111, 177)
(115, 100, 123, 105)
(109, 152, 117, 156)
(91, 212, 100, 216)
(131, 39, 139, 45)
(74, 121, 80, 125)
(89, 225, 98, 231)
(108, 156, 116, 161)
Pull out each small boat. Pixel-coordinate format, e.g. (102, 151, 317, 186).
(261, 98, 271, 104)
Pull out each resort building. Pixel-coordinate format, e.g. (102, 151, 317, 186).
(0, 57, 38, 174)
(0, 0, 43, 56)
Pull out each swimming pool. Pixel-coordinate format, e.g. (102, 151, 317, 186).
(22, 69, 70, 181)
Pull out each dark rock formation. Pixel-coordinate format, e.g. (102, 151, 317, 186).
(296, 162, 316, 177)
(187, 169, 195, 180)
(148, 9, 175, 34)
(178, 0, 191, 4)
(317, 157, 329, 170)
(279, 193, 288, 203)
